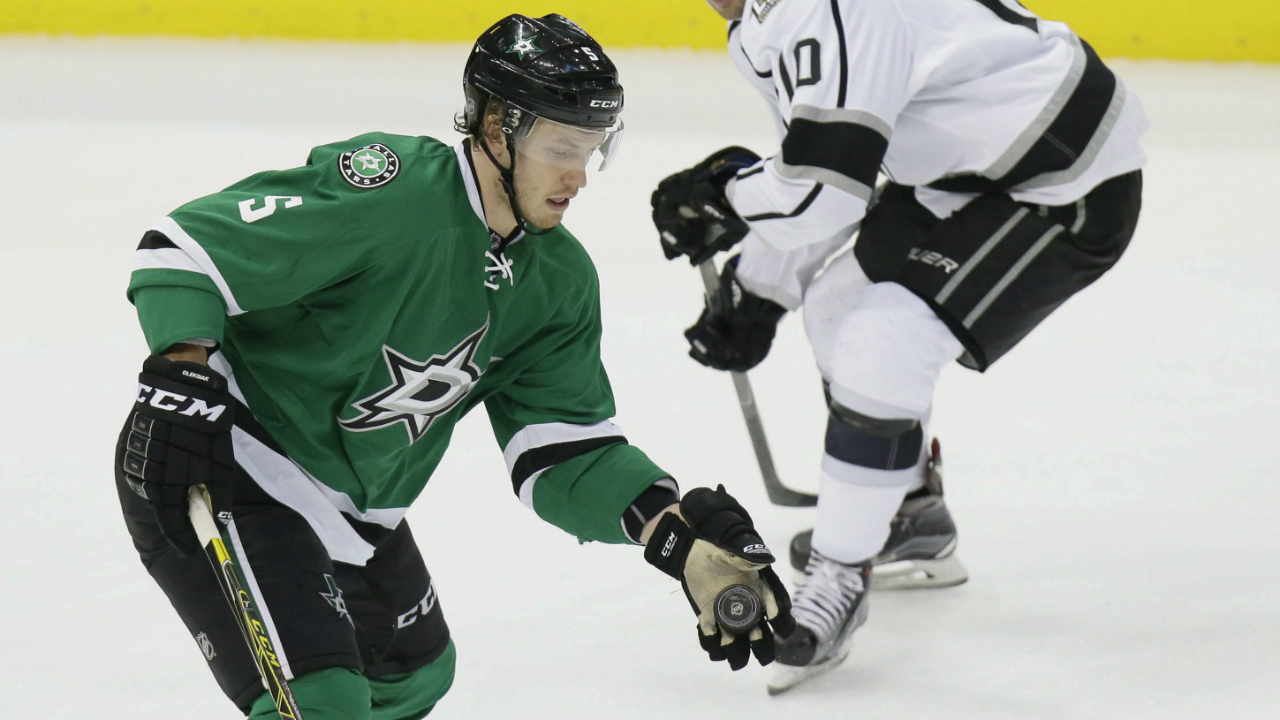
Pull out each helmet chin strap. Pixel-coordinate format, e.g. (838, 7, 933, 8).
(477, 133, 554, 245)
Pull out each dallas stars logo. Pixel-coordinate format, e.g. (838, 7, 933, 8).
(338, 142, 400, 189)
(319, 574, 353, 626)
(506, 33, 541, 60)
(355, 151, 384, 172)
(340, 322, 489, 444)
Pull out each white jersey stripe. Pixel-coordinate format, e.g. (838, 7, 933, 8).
(207, 352, 247, 405)
(230, 426, 377, 566)
(1018, 82, 1128, 191)
(454, 142, 486, 224)
(209, 352, 383, 564)
(133, 247, 206, 275)
(774, 155, 874, 202)
(982, 35, 1089, 181)
(518, 467, 549, 511)
(791, 104, 893, 142)
(308, 479, 408, 530)
(150, 216, 245, 316)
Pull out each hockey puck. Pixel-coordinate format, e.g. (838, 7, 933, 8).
(714, 584, 763, 635)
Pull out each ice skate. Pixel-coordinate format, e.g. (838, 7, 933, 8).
(768, 551, 871, 696)
(790, 439, 968, 590)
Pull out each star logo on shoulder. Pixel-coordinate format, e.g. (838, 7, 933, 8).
(338, 142, 400, 189)
(506, 34, 541, 60)
(339, 322, 489, 444)
(354, 151, 384, 172)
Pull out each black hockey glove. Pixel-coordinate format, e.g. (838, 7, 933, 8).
(121, 355, 237, 556)
(651, 146, 761, 266)
(685, 256, 787, 372)
(645, 485, 795, 671)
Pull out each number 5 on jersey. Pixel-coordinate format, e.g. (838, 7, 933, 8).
(238, 195, 303, 223)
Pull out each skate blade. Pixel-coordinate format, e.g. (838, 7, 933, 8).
(767, 646, 852, 696)
(870, 553, 968, 590)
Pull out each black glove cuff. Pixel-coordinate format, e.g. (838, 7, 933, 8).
(622, 479, 680, 544)
(142, 354, 229, 394)
(643, 512, 695, 581)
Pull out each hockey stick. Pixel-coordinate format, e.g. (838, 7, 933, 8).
(698, 260, 818, 507)
(188, 487, 304, 720)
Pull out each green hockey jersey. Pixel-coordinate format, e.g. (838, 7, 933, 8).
(128, 132, 671, 564)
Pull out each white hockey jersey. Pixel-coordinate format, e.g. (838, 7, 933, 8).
(725, 0, 1148, 308)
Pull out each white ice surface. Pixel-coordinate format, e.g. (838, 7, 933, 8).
(1, 37, 1278, 719)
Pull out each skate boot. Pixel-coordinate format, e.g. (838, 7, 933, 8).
(769, 551, 872, 695)
(790, 438, 968, 590)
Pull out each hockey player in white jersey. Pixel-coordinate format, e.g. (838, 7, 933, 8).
(651, 0, 1147, 693)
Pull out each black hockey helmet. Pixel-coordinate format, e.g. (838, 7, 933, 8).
(460, 14, 624, 135)
(458, 14, 625, 237)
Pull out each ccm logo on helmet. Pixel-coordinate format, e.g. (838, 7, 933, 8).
(136, 383, 228, 422)
(589, 99, 620, 108)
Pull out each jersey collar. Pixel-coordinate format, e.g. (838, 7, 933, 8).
(457, 139, 527, 251)
(455, 140, 487, 224)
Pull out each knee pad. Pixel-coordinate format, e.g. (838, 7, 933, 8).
(803, 252, 873, 379)
(369, 640, 457, 720)
(825, 402, 923, 472)
(828, 282, 963, 417)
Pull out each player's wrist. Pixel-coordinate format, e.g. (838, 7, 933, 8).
(639, 503, 683, 546)
(162, 342, 211, 365)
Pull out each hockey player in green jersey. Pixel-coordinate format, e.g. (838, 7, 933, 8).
(114, 14, 794, 719)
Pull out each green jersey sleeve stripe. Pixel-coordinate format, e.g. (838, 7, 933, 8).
(153, 216, 245, 315)
(510, 435, 627, 499)
(502, 420, 627, 475)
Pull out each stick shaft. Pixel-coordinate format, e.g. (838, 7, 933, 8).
(697, 261, 817, 507)
(189, 488, 305, 719)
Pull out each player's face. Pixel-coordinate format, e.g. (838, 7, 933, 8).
(704, 0, 747, 20)
(513, 120, 611, 229)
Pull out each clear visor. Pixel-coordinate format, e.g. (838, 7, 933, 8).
(512, 115, 625, 173)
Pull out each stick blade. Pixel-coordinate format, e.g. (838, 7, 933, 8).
(765, 485, 819, 507)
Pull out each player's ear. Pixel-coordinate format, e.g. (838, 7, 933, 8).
(481, 100, 508, 161)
